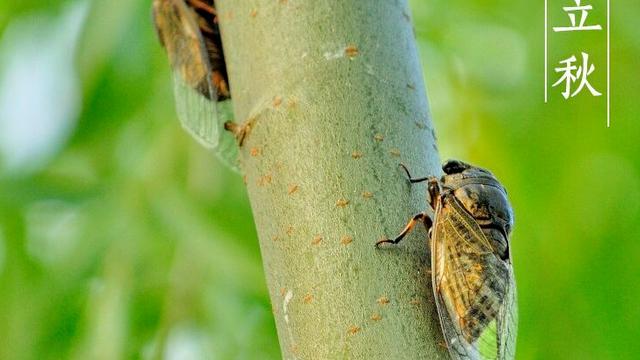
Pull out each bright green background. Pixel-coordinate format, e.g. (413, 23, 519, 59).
(0, 0, 637, 359)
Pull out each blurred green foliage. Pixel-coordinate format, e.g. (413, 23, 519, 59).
(0, 0, 638, 359)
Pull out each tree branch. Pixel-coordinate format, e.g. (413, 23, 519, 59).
(216, 0, 446, 358)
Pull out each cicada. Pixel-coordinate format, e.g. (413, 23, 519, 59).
(377, 160, 517, 360)
(152, 0, 241, 170)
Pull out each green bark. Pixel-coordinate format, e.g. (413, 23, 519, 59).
(216, 0, 446, 358)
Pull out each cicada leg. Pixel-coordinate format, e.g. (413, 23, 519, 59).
(187, 0, 216, 15)
(376, 164, 440, 248)
(399, 163, 441, 212)
(399, 163, 430, 183)
(427, 177, 441, 210)
(212, 71, 229, 98)
(375, 212, 433, 248)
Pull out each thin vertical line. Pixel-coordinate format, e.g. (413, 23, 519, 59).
(607, 0, 611, 127)
(545, 0, 548, 103)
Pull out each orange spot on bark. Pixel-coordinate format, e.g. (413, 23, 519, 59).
(273, 95, 282, 108)
(336, 198, 350, 207)
(377, 296, 390, 305)
(345, 45, 359, 58)
(288, 184, 299, 195)
(347, 325, 361, 335)
(340, 235, 353, 245)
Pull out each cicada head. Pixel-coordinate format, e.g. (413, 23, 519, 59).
(440, 159, 514, 260)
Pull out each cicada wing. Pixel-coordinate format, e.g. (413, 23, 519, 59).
(171, 70, 217, 148)
(498, 268, 518, 360)
(209, 98, 240, 171)
(431, 194, 517, 360)
(153, 0, 239, 171)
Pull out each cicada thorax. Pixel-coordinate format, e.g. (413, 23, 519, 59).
(440, 160, 514, 261)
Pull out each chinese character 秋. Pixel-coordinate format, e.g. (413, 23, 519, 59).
(553, 0, 602, 32)
(552, 52, 602, 99)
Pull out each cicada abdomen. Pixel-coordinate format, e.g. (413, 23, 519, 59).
(377, 160, 517, 360)
(152, 0, 238, 170)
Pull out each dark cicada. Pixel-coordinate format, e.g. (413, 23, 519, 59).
(153, 0, 241, 170)
(377, 160, 517, 360)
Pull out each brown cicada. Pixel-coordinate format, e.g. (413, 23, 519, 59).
(377, 160, 517, 360)
(153, 0, 241, 170)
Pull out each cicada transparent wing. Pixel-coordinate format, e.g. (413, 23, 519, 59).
(153, 0, 239, 171)
(431, 193, 517, 360)
(498, 268, 517, 360)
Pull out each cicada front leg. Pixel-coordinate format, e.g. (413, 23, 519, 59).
(375, 212, 433, 248)
(376, 164, 440, 248)
(398, 163, 441, 211)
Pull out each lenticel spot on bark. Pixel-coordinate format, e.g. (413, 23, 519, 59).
(347, 325, 361, 335)
(288, 184, 299, 194)
(336, 198, 349, 207)
(377, 296, 390, 305)
(340, 235, 353, 245)
(345, 45, 359, 58)
(303, 294, 313, 304)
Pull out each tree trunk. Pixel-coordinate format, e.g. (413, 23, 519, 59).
(216, 1, 446, 358)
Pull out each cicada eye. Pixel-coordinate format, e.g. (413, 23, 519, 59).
(442, 159, 471, 174)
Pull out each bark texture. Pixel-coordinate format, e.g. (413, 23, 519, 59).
(216, 1, 446, 358)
